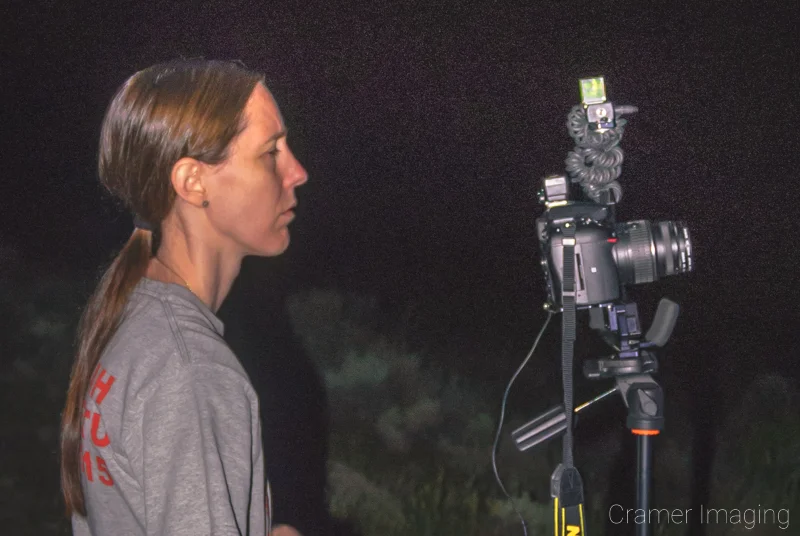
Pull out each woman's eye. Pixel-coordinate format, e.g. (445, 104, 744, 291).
(262, 148, 280, 164)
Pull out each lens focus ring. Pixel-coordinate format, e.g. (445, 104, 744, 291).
(627, 221, 656, 284)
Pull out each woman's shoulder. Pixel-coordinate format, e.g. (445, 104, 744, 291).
(99, 278, 248, 401)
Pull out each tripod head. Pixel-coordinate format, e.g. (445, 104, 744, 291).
(512, 297, 678, 451)
(584, 298, 680, 380)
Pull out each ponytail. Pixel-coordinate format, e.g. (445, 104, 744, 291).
(60, 228, 152, 516)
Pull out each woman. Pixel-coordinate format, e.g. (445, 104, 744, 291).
(59, 59, 308, 535)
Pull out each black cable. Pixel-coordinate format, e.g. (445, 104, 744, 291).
(564, 104, 637, 205)
(491, 310, 555, 535)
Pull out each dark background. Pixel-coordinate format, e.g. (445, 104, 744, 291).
(3, 0, 799, 534)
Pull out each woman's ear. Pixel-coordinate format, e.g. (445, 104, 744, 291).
(170, 157, 208, 208)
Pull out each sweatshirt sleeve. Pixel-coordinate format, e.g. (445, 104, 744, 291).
(140, 362, 263, 536)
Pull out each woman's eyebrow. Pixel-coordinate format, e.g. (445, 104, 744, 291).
(261, 130, 287, 147)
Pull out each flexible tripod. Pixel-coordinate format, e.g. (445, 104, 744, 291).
(512, 298, 679, 536)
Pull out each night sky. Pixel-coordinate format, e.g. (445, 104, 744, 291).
(4, 0, 799, 417)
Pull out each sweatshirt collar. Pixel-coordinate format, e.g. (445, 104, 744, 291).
(136, 277, 226, 336)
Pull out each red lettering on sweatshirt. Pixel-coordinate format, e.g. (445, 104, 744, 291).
(83, 366, 117, 488)
(89, 366, 102, 395)
(90, 368, 116, 405)
(82, 449, 93, 482)
(90, 413, 110, 447)
(96, 456, 113, 486)
(82, 450, 114, 487)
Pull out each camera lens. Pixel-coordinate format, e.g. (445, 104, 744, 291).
(613, 220, 692, 285)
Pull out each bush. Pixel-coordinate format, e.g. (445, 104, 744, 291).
(706, 374, 799, 535)
(0, 273, 87, 535)
(288, 288, 555, 535)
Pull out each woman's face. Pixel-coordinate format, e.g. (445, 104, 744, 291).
(205, 83, 308, 257)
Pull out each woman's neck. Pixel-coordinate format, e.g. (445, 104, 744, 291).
(147, 218, 243, 313)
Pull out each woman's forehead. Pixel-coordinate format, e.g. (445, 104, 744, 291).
(244, 84, 285, 140)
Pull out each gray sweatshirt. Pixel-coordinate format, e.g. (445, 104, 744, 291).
(71, 277, 268, 536)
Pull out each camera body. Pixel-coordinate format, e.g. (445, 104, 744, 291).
(536, 78, 692, 310)
(536, 177, 691, 308)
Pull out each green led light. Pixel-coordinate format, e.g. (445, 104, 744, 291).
(580, 77, 606, 105)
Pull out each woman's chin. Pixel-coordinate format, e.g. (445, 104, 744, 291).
(259, 230, 290, 257)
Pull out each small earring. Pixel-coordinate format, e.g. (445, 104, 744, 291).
(202, 200, 209, 208)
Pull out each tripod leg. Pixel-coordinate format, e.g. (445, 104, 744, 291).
(636, 433, 653, 536)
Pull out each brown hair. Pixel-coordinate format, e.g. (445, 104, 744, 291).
(60, 59, 263, 517)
